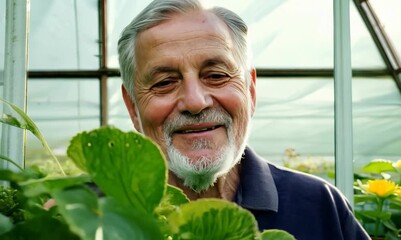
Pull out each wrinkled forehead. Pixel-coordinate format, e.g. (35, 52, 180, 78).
(136, 10, 233, 50)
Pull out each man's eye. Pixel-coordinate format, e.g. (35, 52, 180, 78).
(155, 80, 173, 87)
(205, 73, 231, 83)
(150, 79, 177, 93)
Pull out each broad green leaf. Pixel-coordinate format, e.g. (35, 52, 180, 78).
(354, 194, 378, 204)
(0, 214, 79, 240)
(0, 167, 45, 183)
(260, 229, 296, 240)
(390, 197, 401, 209)
(168, 199, 259, 240)
(165, 185, 190, 206)
(362, 159, 396, 174)
(0, 214, 13, 235)
(53, 186, 162, 240)
(67, 127, 167, 214)
(0, 98, 65, 175)
(20, 174, 91, 197)
(356, 210, 392, 221)
(0, 114, 31, 131)
(385, 231, 401, 240)
(66, 133, 88, 172)
(382, 219, 399, 232)
(155, 185, 190, 220)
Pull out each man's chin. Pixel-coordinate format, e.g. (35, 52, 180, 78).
(167, 146, 236, 193)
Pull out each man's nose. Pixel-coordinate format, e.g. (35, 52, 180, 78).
(177, 79, 213, 115)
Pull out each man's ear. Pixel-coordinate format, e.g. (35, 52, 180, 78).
(249, 68, 257, 116)
(122, 85, 141, 132)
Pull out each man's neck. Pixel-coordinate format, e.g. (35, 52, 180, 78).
(167, 164, 241, 201)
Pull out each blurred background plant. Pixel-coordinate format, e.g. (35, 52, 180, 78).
(354, 159, 401, 240)
(282, 148, 335, 181)
(282, 148, 401, 239)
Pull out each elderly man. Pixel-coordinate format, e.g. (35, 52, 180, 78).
(118, 0, 369, 239)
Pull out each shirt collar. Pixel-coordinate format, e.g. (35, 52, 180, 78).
(234, 146, 278, 212)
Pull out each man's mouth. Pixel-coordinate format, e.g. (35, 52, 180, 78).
(175, 125, 223, 134)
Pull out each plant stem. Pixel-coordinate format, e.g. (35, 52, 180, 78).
(374, 198, 384, 240)
(0, 98, 66, 176)
(0, 154, 24, 171)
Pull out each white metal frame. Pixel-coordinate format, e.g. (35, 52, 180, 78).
(1, 0, 29, 171)
(333, 0, 354, 206)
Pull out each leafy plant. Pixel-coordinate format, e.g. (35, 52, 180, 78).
(0, 186, 24, 224)
(0, 98, 295, 239)
(354, 159, 401, 240)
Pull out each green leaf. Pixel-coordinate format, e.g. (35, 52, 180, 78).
(385, 231, 401, 240)
(168, 199, 259, 240)
(67, 127, 167, 214)
(0, 214, 79, 240)
(20, 174, 91, 197)
(0, 167, 45, 183)
(354, 194, 378, 204)
(165, 185, 190, 206)
(362, 159, 396, 174)
(155, 185, 190, 220)
(260, 229, 296, 240)
(0, 114, 29, 131)
(390, 197, 401, 209)
(382, 219, 399, 232)
(0, 98, 65, 176)
(53, 186, 162, 240)
(356, 210, 392, 221)
(0, 214, 13, 235)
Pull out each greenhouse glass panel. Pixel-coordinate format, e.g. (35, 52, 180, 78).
(352, 77, 401, 167)
(107, 77, 132, 131)
(29, 0, 99, 70)
(26, 79, 100, 171)
(350, 2, 385, 69)
(249, 77, 335, 182)
(107, 0, 384, 69)
(370, 0, 401, 58)
(0, 0, 5, 78)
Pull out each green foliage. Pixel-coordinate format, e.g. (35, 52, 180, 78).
(0, 100, 295, 239)
(0, 98, 65, 175)
(260, 230, 298, 240)
(67, 127, 167, 215)
(362, 160, 396, 174)
(0, 126, 296, 239)
(0, 186, 24, 224)
(167, 199, 258, 239)
(354, 159, 401, 239)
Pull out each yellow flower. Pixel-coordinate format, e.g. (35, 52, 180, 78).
(364, 179, 396, 198)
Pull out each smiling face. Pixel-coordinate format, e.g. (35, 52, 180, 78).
(123, 10, 256, 191)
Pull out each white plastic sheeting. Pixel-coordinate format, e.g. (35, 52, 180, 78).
(25, 0, 401, 169)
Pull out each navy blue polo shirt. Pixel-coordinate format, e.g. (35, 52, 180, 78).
(234, 147, 370, 240)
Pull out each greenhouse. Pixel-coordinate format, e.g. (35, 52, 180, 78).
(1, 0, 400, 239)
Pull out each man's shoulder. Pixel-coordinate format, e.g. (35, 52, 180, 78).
(242, 146, 344, 200)
(267, 162, 337, 192)
(266, 161, 351, 206)
(268, 162, 330, 185)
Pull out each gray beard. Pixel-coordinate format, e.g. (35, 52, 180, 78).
(167, 137, 236, 192)
(163, 108, 240, 192)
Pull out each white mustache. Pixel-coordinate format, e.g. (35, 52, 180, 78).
(163, 108, 233, 137)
